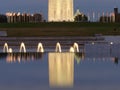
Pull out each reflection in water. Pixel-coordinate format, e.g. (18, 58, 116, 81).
(48, 52, 74, 88)
(37, 43, 44, 52)
(113, 57, 119, 64)
(5, 53, 43, 63)
(55, 42, 62, 52)
(74, 52, 85, 64)
(19, 42, 26, 53)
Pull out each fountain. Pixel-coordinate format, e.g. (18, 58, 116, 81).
(73, 43, 79, 52)
(37, 43, 44, 52)
(69, 47, 74, 52)
(2, 42, 79, 53)
(55, 42, 62, 52)
(3, 43, 9, 53)
(19, 42, 26, 53)
(8, 48, 13, 53)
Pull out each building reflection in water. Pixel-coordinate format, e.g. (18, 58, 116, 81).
(112, 57, 119, 64)
(48, 52, 74, 88)
(4, 53, 43, 63)
(74, 52, 85, 64)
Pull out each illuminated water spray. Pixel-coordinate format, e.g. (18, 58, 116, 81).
(73, 43, 79, 52)
(8, 48, 13, 53)
(37, 43, 44, 52)
(55, 42, 62, 52)
(19, 42, 26, 53)
(69, 46, 74, 52)
(69, 43, 79, 52)
(3, 43, 9, 53)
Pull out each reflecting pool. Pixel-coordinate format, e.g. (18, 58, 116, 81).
(0, 36, 120, 90)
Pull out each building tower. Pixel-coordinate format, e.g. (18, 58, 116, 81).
(48, 0, 74, 22)
(114, 8, 118, 22)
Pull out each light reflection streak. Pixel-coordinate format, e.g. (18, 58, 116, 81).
(48, 52, 74, 88)
(84, 57, 119, 64)
(5, 53, 43, 63)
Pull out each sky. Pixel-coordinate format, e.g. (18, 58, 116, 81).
(0, 0, 120, 20)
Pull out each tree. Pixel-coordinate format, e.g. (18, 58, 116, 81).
(0, 15, 7, 23)
(74, 14, 88, 22)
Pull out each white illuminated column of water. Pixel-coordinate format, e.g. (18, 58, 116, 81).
(3, 43, 13, 53)
(3, 43, 9, 53)
(19, 42, 26, 53)
(55, 42, 62, 52)
(37, 43, 44, 53)
(69, 47, 74, 52)
(9, 48, 13, 53)
(73, 43, 79, 52)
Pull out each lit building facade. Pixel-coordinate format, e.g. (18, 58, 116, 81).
(99, 8, 120, 23)
(6, 12, 44, 23)
(99, 13, 115, 23)
(48, 0, 74, 22)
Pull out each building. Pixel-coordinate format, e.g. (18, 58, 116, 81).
(48, 0, 74, 22)
(99, 12, 115, 23)
(6, 12, 44, 23)
(74, 9, 88, 22)
(99, 8, 120, 23)
(33, 13, 43, 23)
(114, 8, 120, 22)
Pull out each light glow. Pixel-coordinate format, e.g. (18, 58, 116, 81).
(19, 42, 26, 53)
(37, 43, 44, 52)
(48, 0, 74, 22)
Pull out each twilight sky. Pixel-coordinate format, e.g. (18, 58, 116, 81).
(0, 0, 120, 20)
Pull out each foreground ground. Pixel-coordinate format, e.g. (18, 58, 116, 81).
(0, 22, 120, 37)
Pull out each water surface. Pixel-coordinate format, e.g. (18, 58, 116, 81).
(0, 36, 120, 90)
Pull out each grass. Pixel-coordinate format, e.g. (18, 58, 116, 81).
(0, 22, 120, 37)
(0, 22, 120, 27)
